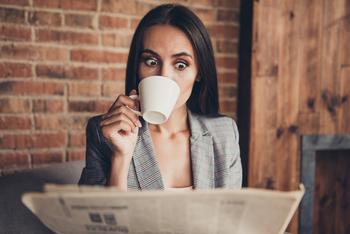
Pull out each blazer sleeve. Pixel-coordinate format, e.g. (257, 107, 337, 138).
(78, 116, 111, 185)
(229, 118, 243, 188)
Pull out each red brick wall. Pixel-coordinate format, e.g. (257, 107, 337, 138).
(0, 0, 240, 174)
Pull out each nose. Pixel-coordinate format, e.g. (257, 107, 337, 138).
(159, 63, 173, 78)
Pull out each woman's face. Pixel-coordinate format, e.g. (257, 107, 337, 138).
(138, 25, 198, 110)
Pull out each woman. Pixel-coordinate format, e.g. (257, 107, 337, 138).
(78, 4, 242, 191)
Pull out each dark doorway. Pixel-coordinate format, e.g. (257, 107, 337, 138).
(237, 0, 253, 187)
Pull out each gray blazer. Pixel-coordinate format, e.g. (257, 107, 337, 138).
(79, 110, 242, 190)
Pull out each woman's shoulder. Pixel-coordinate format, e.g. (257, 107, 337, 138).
(190, 112, 239, 142)
(87, 114, 103, 125)
(85, 114, 104, 144)
(197, 113, 236, 126)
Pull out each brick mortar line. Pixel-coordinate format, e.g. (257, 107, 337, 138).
(0, 22, 136, 33)
(67, 148, 85, 151)
(0, 77, 35, 81)
(0, 129, 90, 134)
(0, 26, 133, 36)
(0, 4, 153, 18)
(0, 41, 130, 51)
(0, 3, 240, 19)
(0, 116, 33, 120)
(60, 11, 67, 28)
(96, 0, 102, 13)
(96, 0, 102, 51)
(34, 112, 89, 119)
(0, 59, 128, 68)
(63, 78, 68, 161)
(33, 79, 104, 84)
(0, 42, 239, 55)
(30, 90, 35, 134)
(0, 130, 67, 134)
(66, 146, 86, 150)
(0, 114, 92, 119)
(0, 95, 66, 99)
(0, 95, 116, 101)
(67, 97, 113, 102)
(1, 113, 90, 117)
(28, 4, 35, 157)
(0, 113, 105, 118)
(67, 97, 116, 101)
(137, 0, 234, 11)
(0, 40, 131, 52)
(0, 96, 40, 100)
(1, 75, 234, 82)
(98, 29, 135, 35)
(0, 59, 238, 68)
(0, 59, 129, 66)
(0, 77, 102, 83)
(127, 17, 132, 29)
(0, 3, 237, 20)
(0, 148, 81, 153)
(1, 39, 237, 53)
(67, 97, 117, 103)
(0, 15, 239, 30)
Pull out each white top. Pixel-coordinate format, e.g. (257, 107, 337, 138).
(164, 186, 193, 191)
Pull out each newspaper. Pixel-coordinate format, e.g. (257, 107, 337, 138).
(22, 184, 304, 234)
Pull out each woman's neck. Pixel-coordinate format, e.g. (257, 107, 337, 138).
(148, 106, 189, 136)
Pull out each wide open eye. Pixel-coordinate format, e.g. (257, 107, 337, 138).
(144, 58, 158, 67)
(175, 61, 188, 71)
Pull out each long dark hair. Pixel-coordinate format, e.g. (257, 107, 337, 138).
(125, 4, 219, 115)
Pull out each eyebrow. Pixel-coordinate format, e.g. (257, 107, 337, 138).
(141, 48, 193, 59)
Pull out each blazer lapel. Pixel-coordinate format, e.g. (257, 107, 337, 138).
(132, 110, 215, 190)
(132, 120, 164, 190)
(188, 111, 215, 189)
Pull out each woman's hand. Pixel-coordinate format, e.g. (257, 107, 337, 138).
(100, 89, 142, 159)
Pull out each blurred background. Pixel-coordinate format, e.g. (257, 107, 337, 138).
(0, 0, 239, 173)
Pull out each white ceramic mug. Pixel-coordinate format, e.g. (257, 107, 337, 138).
(128, 76, 180, 125)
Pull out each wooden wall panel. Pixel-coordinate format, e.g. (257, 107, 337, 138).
(275, 0, 300, 191)
(339, 68, 350, 132)
(319, 0, 346, 134)
(249, 0, 350, 233)
(297, 0, 322, 135)
(313, 151, 350, 234)
(338, 14, 350, 132)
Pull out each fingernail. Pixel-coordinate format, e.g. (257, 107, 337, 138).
(129, 94, 139, 100)
(137, 120, 142, 128)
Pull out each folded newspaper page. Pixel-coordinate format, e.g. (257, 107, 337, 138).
(22, 184, 304, 234)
